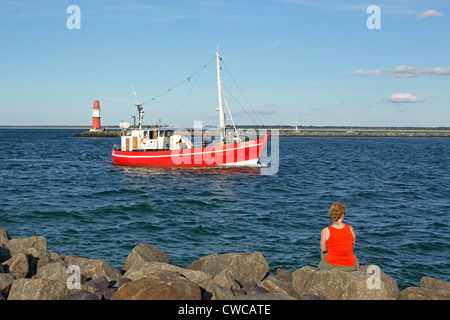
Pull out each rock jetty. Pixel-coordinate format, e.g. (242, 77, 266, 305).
(1, 228, 449, 300)
(73, 130, 120, 137)
(278, 129, 450, 138)
(71, 127, 450, 138)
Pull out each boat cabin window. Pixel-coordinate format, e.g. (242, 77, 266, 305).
(146, 130, 156, 139)
(142, 130, 157, 139)
(159, 130, 173, 138)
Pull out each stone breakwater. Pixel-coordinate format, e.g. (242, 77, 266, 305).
(73, 130, 120, 137)
(72, 128, 450, 138)
(278, 129, 450, 137)
(1, 229, 449, 300)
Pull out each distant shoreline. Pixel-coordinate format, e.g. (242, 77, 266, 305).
(1, 125, 449, 130)
(0, 126, 101, 129)
(1, 125, 449, 137)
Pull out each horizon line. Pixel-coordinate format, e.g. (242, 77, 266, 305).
(1, 125, 450, 130)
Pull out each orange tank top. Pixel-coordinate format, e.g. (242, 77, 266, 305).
(325, 224, 356, 267)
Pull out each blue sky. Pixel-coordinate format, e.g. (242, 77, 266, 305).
(0, 0, 449, 127)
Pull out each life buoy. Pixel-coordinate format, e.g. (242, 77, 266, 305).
(141, 137, 148, 145)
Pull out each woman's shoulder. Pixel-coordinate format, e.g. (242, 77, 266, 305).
(330, 224, 346, 230)
(321, 227, 330, 240)
(342, 224, 354, 231)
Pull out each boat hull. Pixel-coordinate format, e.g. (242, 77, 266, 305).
(111, 135, 269, 167)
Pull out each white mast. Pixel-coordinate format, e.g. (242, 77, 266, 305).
(216, 49, 226, 141)
(131, 84, 144, 130)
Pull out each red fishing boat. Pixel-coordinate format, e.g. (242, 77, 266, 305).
(111, 50, 269, 167)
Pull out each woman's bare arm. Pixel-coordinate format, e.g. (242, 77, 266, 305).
(320, 228, 328, 252)
(350, 225, 356, 248)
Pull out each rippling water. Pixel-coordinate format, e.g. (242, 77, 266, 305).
(0, 129, 448, 289)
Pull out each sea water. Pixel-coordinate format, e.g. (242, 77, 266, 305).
(0, 129, 448, 289)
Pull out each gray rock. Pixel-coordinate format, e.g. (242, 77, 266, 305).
(236, 292, 297, 300)
(275, 268, 293, 283)
(0, 229, 11, 244)
(186, 251, 270, 286)
(114, 277, 132, 289)
(210, 272, 241, 290)
(397, 287, 450, 300)
(8, 278, 71, 300)
(63, 290, 100, 300)
(261, 274, 299, 298)
(208, 282, 296, 300)
(236, 280, 270, 295)
(24, 248, 62, 275)
(208, 283, 240, 300)
(292, 265, 399, 300)
(32, 261, 69, 282)
(0, 273, 16, 294)
(123, 262, 212, 289)
(396, 276, 450, 300)
(63, 255, 121, 282)
(82, 276, 116, 300)
(420, 276, 450, 291)
(299, 294, 326, 300)
(7, 236, 47, 257)
(121, 242, 170, 274)
(111, 270, 202, 300)
(3, 253, 30, 278)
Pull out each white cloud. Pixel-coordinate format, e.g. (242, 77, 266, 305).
(385, 93, 424, 103)
(350, 65, 450, 78)
(417, 10, 444, 19)
(350, 68, 384, 76)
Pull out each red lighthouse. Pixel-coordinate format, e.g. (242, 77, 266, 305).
(90, 100, 101, 131)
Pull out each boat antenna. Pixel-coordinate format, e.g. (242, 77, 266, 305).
(131, 83, 144, 129)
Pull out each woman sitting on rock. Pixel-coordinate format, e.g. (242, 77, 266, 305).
(318, 201, 360, 271)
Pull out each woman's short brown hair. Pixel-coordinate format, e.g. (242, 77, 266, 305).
(329, 201, 346, 223)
